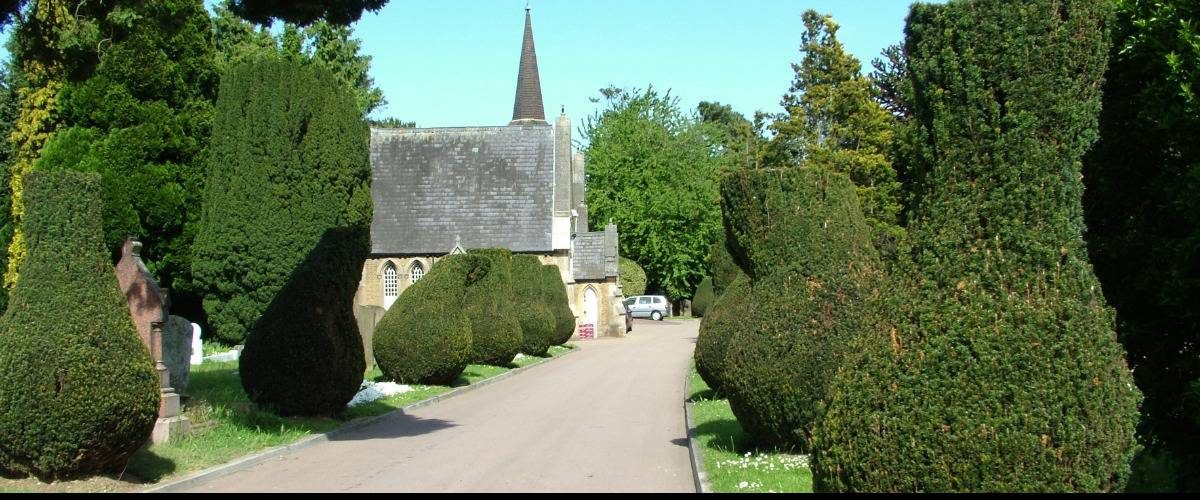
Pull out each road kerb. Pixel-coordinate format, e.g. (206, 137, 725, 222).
(683, 374, 713, 494)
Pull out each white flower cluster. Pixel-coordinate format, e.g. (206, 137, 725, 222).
(715, 451, 810, 473)
(736, 480, 764, 489)
(347, 380, 413, 407)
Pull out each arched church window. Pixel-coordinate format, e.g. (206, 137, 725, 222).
(383, 263, 398, 299)
(410, 262, 425, 284)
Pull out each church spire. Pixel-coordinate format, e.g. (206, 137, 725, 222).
(510, 3, 547, 125)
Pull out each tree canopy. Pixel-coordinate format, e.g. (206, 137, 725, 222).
(582, 86, 723, 300)
(213, 0, 385, 116)
(226, 0, 387, 27)
(1083, 0, 1200, 488)
(761, 10, 903, 257)
(29, 0, 217, 323)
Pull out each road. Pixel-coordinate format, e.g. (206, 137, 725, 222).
(179, 318, 700, 493)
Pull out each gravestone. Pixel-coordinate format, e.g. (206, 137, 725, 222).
(162, 315, 193, 393)
(354, 304, 386, 369)
(114, 238, 165, 348)
(190, 323, 203, 365)
(113, 237, 189, 443)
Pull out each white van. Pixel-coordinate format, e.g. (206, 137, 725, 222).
(623, 295, 670, 321)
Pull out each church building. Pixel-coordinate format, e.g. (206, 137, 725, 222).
(354, 6, 627, 355)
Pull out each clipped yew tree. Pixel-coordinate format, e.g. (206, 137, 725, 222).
(195, 55, 372, 416)
(691, 277, 715, 317)
(464, 248, 522, 366)
(813, 0, 1141, 492)
(541, 264, 576, 345)
(618, 256, 646, 296)
(708, 233, 742, 296)
(373, 254, 482, 384)
(511, 255, 557, 355)
(0, 171, 158, 480)
(694, 272, 751, 394)
(719, 167, 881, 450)
(240, 228, 369, 416)
(192, 55, 372, 346)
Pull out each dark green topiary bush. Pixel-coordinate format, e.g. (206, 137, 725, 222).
(192, 54, 372, 344)
(372, 254, 483, 385)
(541, 264, 576, 346)
(812, 0, 1141, 492)
(618, 256, 646, 296)
(511, 255, 557, 355)
(694, 273, 752, 394)
(720, 168, 878, 282)
(517, 303, 556, 357)
(239, 227, 368, 416)
(691, 277, 714, 317)
(708, 233, 743, 296)
(0, 171, 158, 480)
(464, 248, 522, 366)
(719, 167, 880, 450)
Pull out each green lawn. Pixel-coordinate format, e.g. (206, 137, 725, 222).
(30, 344, 577, 490)
(687, 366, 813, 493)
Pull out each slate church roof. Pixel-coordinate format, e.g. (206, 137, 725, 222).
(369, 5, 563, 257)
(571, 225, 618, 281)
(370, 126, 555, 255)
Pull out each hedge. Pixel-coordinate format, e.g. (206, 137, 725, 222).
(694, 273, 751, 394)
(511, 255, 557, 355)
(618, 256, 647, 296)
(192, 54, 372, 344)
(463, 248, 522, 366)
(541, 264, 576, 345)
(719, 167, 880, 450)
(691, 277, 714, 317)
(372, 255, 482, 384)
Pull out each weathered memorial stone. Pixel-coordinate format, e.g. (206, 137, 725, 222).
(113, 237, 190, 442)
(163, 315, 194, 393)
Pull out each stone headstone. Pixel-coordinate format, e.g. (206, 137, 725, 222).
(114, 238, 192, 443)
(114, 238, 165, 349)
(354, 305, 386, 369)
(190, 323, 203, 366)
(162, 315, 193, 393)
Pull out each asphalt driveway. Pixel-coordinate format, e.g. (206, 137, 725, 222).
(177, 318, 700, 493)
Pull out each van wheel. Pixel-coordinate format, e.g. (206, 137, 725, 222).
(651, 311, 662, 321)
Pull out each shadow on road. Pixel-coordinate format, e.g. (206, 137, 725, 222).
(330, 411, 457, 441)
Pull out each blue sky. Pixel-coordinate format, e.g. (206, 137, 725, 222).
(2, 1, 923, 130)
(357, 1, 921, 129)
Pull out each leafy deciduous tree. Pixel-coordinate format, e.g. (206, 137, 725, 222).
(582, 86, 723, 301)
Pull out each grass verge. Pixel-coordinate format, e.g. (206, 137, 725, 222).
(1, 344, 575, 492)
(687, 365, 813, 493)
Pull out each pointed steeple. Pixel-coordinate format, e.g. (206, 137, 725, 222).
(510, 4, 547, 125)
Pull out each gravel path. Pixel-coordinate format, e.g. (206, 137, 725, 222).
(179, 318, 700, 492)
